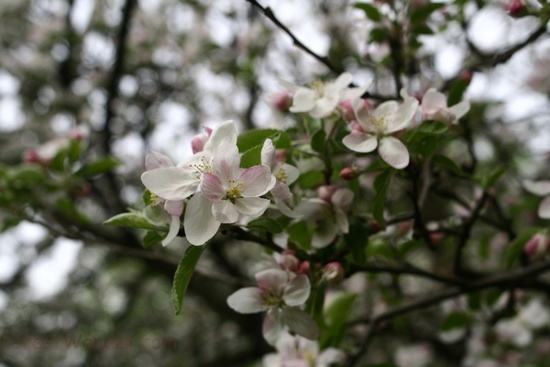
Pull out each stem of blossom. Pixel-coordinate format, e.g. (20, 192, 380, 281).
(406, 165, 436, 251)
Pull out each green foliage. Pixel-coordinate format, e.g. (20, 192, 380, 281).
(440, 311, 472, 331)
(354, 3, 382, 22)
(171, 245, 207, 315)
(103, 212, 164, 231)
(246, 217, 284, 234)
(322, 292, 357, 347)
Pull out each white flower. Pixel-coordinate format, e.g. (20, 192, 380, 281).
(262, 332, 344, 367)
(420, 88, 470, 124)
(286, 72, 371, 119)
(295, 187, 354, 248)
(524, 180, 550, 219)
(261, 139, 301, 218)
(227, 269, 319, 345)
(494, 298, 550, 347)
(395, 344, 433, 367)
(140, 120, 237, 202)
(342, 96, 418, 169)
(142, 151, 184, 246)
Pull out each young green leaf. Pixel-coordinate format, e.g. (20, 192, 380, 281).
(171, 245, 207, 315)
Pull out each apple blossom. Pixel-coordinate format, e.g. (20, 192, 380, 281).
(524, 232, 550, 257)
(190, 126, 212, 154)
(523, 180, 550, 219)
(494, 298, 550, 347)
(342, 95, 419, 169)
(262, 332, 344, 367)
(141, 120, 237, 202)
(419, 88, 470, 124)
(285, 72, 371, 119)
(227, 268, 319, 344)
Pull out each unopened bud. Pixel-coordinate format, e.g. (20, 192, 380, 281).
(339, 167, 357, 181)
(458, 70, 473, 84)
(524, 233, 549, 257)
(23, 150, 40, 164)
(272, 92, 293, 113)
(504, 0, 527, 18)
(323, 262, 344, 285)
(317, 185, 339, 203)
(298, 261, 310, 274)
(191, 133, 209, 154)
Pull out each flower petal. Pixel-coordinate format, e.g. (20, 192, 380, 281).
(274, 198, 302, 219)
(272, 181, 292, 201)
(373, 100, 399, 122)
(290, 88, 316, 113)
(283, 274, 311, 306)
(538, 196, 550, 219)
(342, 132, 378, 153)
(335, 209, 350, 234)
(378, 136, 410, 169)
(449, 100, 470, 121)
(261, 139, 275, 168)
(240, 165, 275, 197)
(141, 166, 199, 201)
(331, 188, 354, 212)
(212, 200, 240, 223)
(212, 145, 243, 184)
(385, 97, 419, 133)
(203, 120, 237, 156)
(200, 173, 225, 202)
(312, 220, 337, 249)
(227, 287, 267, 314)
(280, 163, 300, 185)
(524, 180, 550, 196)
(256, 269, 288, 295)
(164, 199, 183, 217)
(318, 348, 345, 366)
(162, 215, 181, 246)
(234, 197, 270, 217)
(282, 307, 320, 340)
(310, 95, 339, 119)
(183, 193, 220, 246)
(145, 151, 173, 170)
(263, 310, 284, 345)
(421, 88, 447, 114)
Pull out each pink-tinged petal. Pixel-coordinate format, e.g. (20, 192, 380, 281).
(162, 216, 180, 246)
(538, 196, 550, 219)
(331, 72, 353, 90)
(290, 88, 316, 113)
(261, 139, 275, 168)
(310, 95, 339, 119)
(524, 180, 550, 196)
(212, 200, 240, 223)
(282, 307, 320, 340)
(255, 269, 288, 295)
(279, 164, 300, 185)
(421, 88, 447, 114)
(449, 100, 470, 121)
(378, 136, 410, 169)
(145, 151, 173, 170)
(335, 209, 350, 234)
(212, 145, 243, 184)
(342, 132, 378, 153)
(164, 199, 183, 217)
(263, 310, 284, 345)
(141, 166, 199, 201)
(332, 188, 354, 212)
(373, 100, 399, 122)
(183, 193, 220, 246)
(274, 197, 303, 219)
(283, 274, 310, 306)
(227, 287, 268, 314)
(272, 182, 292, 201)
(386, 97, 419, 133)
(200, 173, 225, 202)
(203, 120, 237, 156)
(234, 197, 270, 217)
(312, 220, 337, 249)
(240, 165, 275, 197)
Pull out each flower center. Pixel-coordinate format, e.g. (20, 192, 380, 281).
(275, 167, 287, 183)
(310, 80, 325, 98)
(189, 156, 212, 179)
(261, 290, 283, 307)
(225, 180, 244, 200)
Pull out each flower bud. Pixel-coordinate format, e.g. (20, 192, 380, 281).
(279, 250, 300, 272)
(524, 233, 550, 257)
(272, 92, 293, 113)
(191, 133, 209, 154)
(23, 150, 40, 164)
(317, 185, 339, 203)
(504, 0, 527, 18)
(458, 70, 473, 84)
(323, 262, 344, 285)
(339, 167, 357, 181)
(298, 261, 310, 274)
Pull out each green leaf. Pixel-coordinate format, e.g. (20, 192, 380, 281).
(75, 157, 120, 177)
(67, 139, 82, 164)
(479, 166, 507, 189)
(142, 230, 166, 248)
(323, 293, 357, 346)
(171, 245, 207, 315)
(103, 212, 160, 230)
(344, 223, 369, 264)
(247, 218, 284, 234)
(410, 3, 445, 23)
(288, 221, 312, 250)
(354, 3, 382, 22)
(416, 120, 448, 135)
(373, 170, 391, 224)
(297, 170, 324, 190)
(8, 166, 45, 185)
(432, 154, 464, 176)
(440, 311, 471, 331)
(503, 227, 540, 268)
(311, 129, 326, 153)
(369, 27, 388, 43)
(239, 145, 263, 168)
(236, 129, 291, 152)
(448, 78, 470, 107)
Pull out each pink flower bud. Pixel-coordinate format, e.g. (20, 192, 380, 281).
(524, 233, 550, 257)
(191, 133, 209, 154)
(339, 167, 357, 181)
(504, 0, 526, 18)
(272, 92, 293, 112)
(323, 262, 344, 285)
(317, 185, 339, 203)
(23, 150, 40, 164)
(298, 261, 310, 274)
(458, 70, 473, 84)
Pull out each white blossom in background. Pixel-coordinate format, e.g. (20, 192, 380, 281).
(494, 298, 550, 347)
(261, 139, 301, 218)
(284, 72, 371, 119)
(342, 95, 418, 169)
(395, 343, 433, 367)
(262, 332, 344, 367)
(523, 180, 550, 219)
(227, 268, 318, 345)
(295, 186, 354, 248)
(142, 151, 184, 246)
(418, 88, 470, 124)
